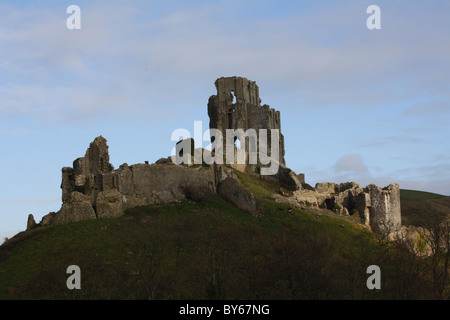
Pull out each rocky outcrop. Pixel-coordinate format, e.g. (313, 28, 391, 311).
(26, 214, 37, 231)
(218, 177, 260, 216)
(40, 212, 56, 226)
(274, 166, 301, 191)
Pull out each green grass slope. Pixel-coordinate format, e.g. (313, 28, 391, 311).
(400, 189, 450, 226)
(400, 189, 446, 202)
(0, 173, 447, 299)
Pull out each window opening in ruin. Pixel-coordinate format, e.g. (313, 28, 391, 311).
(234, 137, 241, 149)
(227, 107, 235, 130)
(210, 136, 216, 153)
(231, 90, 237, 104)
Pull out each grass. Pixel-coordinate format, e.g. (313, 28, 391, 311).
(400, 189, 449, 226)
(400, 189, 446, 201)
(234, 169, 282, 198)
(0, 194, 382, 299)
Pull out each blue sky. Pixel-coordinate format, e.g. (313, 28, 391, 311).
(1, 0, 449, 241)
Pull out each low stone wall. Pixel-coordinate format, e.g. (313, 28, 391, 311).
(103, 163, 216, 211)
(271, 180, 402, 234)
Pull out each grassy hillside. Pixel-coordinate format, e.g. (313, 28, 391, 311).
(400, 189, 446, 202)
(0, 175, 448, 299)
(400, 189, 450, 226)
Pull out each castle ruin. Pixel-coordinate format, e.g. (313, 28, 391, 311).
(208, 76, 286, 168)
(29, 76, 402, 237)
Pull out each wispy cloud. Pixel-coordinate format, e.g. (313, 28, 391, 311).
(403, 100, 450, 117)
(334, 154, 369, 173)
(2, 1, 450, 125)
(356, 135, 425, 149)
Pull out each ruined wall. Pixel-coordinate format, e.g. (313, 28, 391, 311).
(273, 179, 402, 234)
(208, 76, 286, 167)
(61, 136, 113, 206)
(103, 163, 216, 211)
(367, 184, 402, 234)
(50, 136, 218, 225)
(317, 182, 401, 233)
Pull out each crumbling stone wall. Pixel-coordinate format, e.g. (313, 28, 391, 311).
(320, 182, 401, 233)
(273, 179, 402, 234)
(53, 191, 97, 225)
(55, 137, 218, 223)
(366, 184, 402, 234)
(61, 136, 113, 206)
(103, 163, 216, 211)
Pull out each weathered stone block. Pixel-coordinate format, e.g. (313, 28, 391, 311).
(40, 212, 56, 226)
(61, 167, 75, 203)
(53, 192, 96, 225)
(355, 192, 371, 226)
(274, 166, 300, 191)
(315, 182, 337, 195)
(26, 214, 37, 231)
(96, 189, 124, 219)
(218, 177, 260, 216)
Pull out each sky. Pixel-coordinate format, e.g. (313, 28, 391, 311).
(1, 0, 449, 242)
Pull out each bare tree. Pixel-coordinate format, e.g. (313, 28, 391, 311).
(415, 212, 449, 299)
(127, 238, 164, 300)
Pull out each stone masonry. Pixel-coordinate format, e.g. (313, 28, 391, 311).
(207, 76, 286, 168)
(48, 136, 219, 225)
(272, 180, 402, 234)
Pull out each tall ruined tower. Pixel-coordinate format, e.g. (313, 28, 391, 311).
(207, 76, 286, 167)
(61, 136, 114, 206)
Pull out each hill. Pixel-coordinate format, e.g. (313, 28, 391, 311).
(400, 189, 450, 226)
(0, 172, 448, 300)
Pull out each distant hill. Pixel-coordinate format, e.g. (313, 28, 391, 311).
(400, 189, 450, 226)
(400, 189, 446, 201)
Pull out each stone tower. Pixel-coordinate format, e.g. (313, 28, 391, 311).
(207, 76, 286, 168)
(61, 136, 114, 206)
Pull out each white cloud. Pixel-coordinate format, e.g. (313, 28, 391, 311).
(334, 154, 369, 173)
(1, 1, 450, 124)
